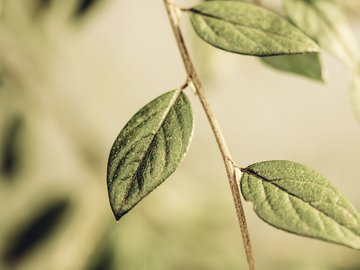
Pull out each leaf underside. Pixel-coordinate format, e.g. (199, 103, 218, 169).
(261, 53, 324, 82)
(107, 90, 193, 220)
(189, 1, 318, 56)
(240, 160, 360, 250)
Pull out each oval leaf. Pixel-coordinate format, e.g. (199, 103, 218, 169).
(1, 114, 25, 179)
(189, 1, 318, 56)
(284, 0, 360, 71)
(261, 53, 325, 82)
(240, 160, 360, 250)
(107, 90, 193, 220)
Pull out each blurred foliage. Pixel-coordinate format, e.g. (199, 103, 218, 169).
(0, 114, 25, 180)
(3, 199, 70, 266)
(0, 1, 359, 270)
(73, 0, 100, 18)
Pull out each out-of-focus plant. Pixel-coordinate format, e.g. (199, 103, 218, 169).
(0, 1, 110, 270)
(106, 1, 360, 269)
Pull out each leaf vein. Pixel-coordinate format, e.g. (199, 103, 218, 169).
(245, 169, 360, 238)
(116, 90, 183, 214)
(191, 8, 313, 48)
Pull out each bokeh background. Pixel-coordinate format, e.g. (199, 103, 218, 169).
(0, 0, 360, 269)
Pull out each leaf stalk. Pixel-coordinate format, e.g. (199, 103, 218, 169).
(163, 1, 256, 269)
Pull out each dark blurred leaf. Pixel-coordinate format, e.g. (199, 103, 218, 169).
(261, 53, 325, 82)
(74, 0, 100, 18)
(1, 115, 25, 180)
(3, 199, 70, 265)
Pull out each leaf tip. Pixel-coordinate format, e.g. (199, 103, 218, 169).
(112, 208, 125, 222)
(109, 202, 122, 221)
(110, 199, 132, 222)
(114, 213, 121, 222)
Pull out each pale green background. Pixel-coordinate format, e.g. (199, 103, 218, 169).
(0, 0, 360, 269)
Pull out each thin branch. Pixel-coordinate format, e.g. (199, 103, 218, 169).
(163, 1, 256, 270)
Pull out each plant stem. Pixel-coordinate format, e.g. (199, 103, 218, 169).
(163, 1, 255, 270)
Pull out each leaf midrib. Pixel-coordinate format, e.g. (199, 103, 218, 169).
(190, 7, 315, 47)
(243, 168, 360, 238)
(115, 90, 182, 216)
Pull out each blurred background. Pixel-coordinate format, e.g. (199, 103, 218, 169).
(0, 0, 360, 269)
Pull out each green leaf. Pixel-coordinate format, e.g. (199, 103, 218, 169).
(240, 160, 360, 250)
(107, 90, 193, 220)
(261, 53, 325, 82)
(283, 0, 360, 71)
(189, 1, 318, 56)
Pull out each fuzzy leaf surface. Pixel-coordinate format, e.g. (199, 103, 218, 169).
(284, 0, 360, 70)
(189, 1, 318, 56)
(241, 160, 360, 250)
(261, 53, 324, 81)
(107, 90, 193, 220)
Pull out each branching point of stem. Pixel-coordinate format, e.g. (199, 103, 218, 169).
(163, 1, 256, 269)
(187, 78, 198, 96)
